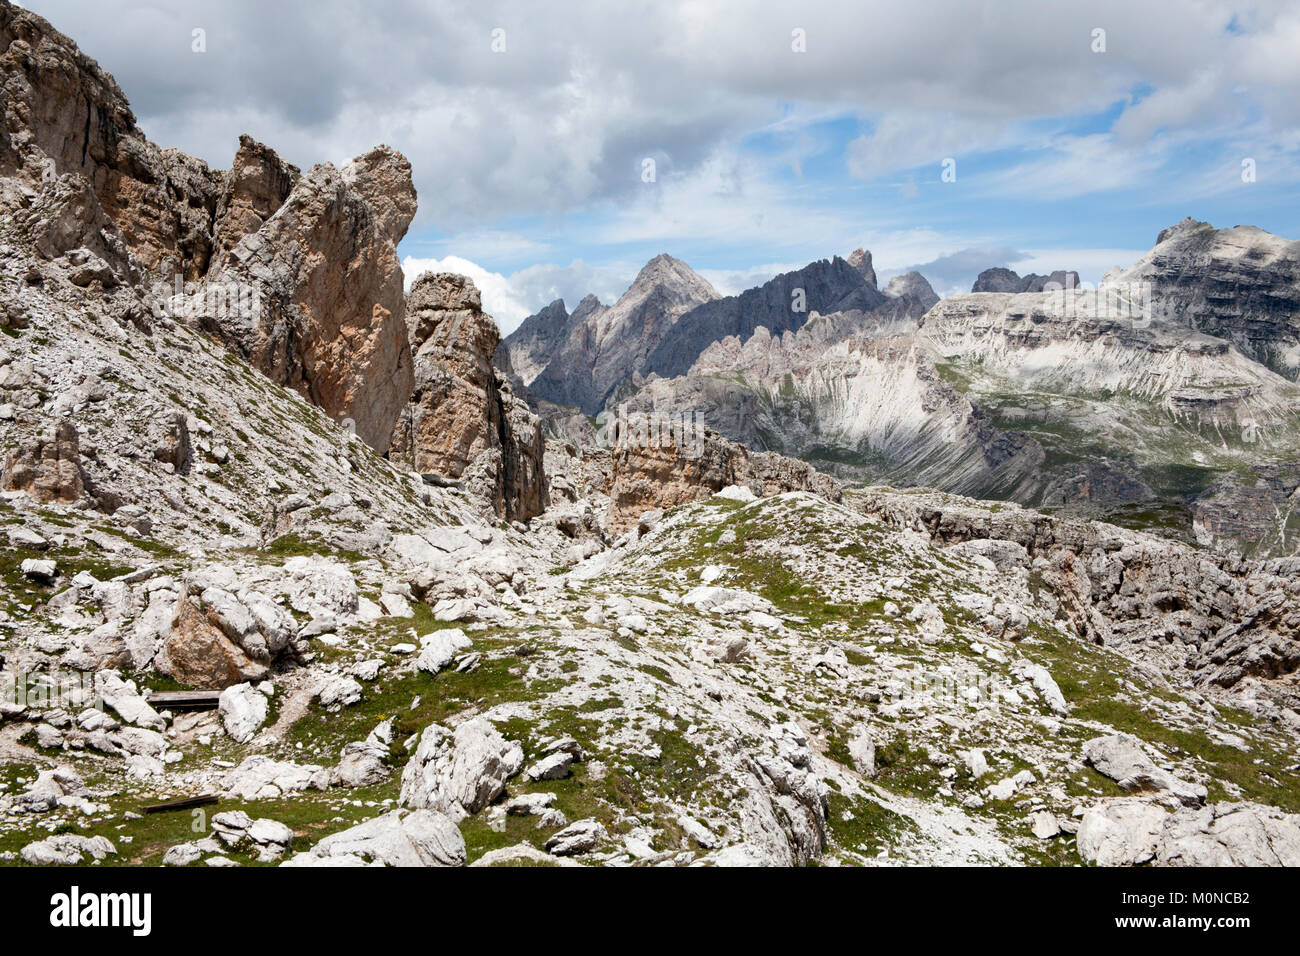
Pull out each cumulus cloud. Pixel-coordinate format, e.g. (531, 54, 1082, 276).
(401, 254, 639, 334)
(22, 0, 1297, 298)
(22, 0, 1299, 229)
(401, 255, 534, 333)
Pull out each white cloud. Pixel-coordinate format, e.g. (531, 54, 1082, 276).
(977, 134, 1173, 199)
(401, 255, 533, 333)
(847, 113, 1014, 181)
(401, 254, 645, 334)
(26, 0, 1298, 227)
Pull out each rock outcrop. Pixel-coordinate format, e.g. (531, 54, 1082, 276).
(0, 419, 86, 502)
(389, 272, 546, 521)
(208, 135, 299, 273)
(849, 486, 1300, 713)
(1105, 218, 1300, 381)
(847, 247, 877, 287)
(971, 267, 1080, 293)
(1077, 799, 1300, 866)
(1, 2, 420, 455)
(204, 147, 417, 452)
(0, 1, 219, 278)
(605, 413, 842, 532)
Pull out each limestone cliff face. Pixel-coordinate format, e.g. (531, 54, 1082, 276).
(495, 294, 604, 388)
(204, 147, 417, 453)
(0, 1, 220, 278)
(605, 415, 841, 533)
(1, 4, 418, 455)
(1105, 217, 1300, 381)
(208, 135, 299, 273)
(390, 273, 546, 522)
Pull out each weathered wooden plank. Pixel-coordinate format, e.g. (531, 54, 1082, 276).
(145, 690, 221, 710)
(142, 794, 218, 814)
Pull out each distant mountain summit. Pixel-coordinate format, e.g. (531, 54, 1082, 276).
(1104, 217, 1300, 381)
(522, 253, 718, 413)
(502, 249, 891, 412)
(642, 254, 885, 380)
(971, 266, 1081, 293)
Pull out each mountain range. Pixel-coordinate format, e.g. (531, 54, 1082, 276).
(499, 218, 1300, 557)
(3, 1, 1300, 873)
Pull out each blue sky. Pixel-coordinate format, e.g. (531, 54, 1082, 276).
(402, 101, 1297, 303)
(23, 0, 1300, 331)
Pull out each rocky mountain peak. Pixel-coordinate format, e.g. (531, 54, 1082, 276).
(1156, 216, 1212, 245)
(342, 145, 418, 246)
(847, 247, 878, 288)
(1109, 217, 1300, 381)
(573, 293, 605, 316)
(971, 266, 1080, 293)
(405, 272, 486, 348)
(209, 135, 299, 274)
(641, 254, 884, 380)
(520, 254, 718, 413)
(883, 271, 939, 310)
(618, 253, 719, 312)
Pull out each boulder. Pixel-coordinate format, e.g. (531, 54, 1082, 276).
(545, 819, 607, 856)
(155, 597, 268, 690)
(524, 751, 573, 782)
(416, 627, 472, 675)
(18, 766, 89, 812)
(222, 755, 328, 800)
(316, 675, 362, 708)
(21, 834, 116, 866)
(218, 682, 268, 743)
(1078, 799, 1300, 866)
(0, 420, 86, 503)
(399, 717, 524, 821)
(331, 720, 393, 788)
(96, 671, 165, 730)
(283, 809, 464, 868)
(1082, 734, 1207, 807)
